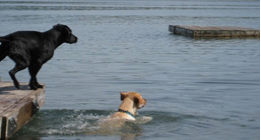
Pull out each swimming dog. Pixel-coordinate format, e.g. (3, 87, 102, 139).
(109, 92, 147, 121)
(89, 92, 150, 135)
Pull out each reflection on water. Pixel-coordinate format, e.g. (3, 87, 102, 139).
(0, 0, 259, 140)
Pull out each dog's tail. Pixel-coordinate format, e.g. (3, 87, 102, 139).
(0, 48, 7, 62)
(0, 37, 10, 43)
(0, 37, 8, 62)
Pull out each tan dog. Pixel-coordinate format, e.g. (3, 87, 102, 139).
(89, 92, 149, 134)
(109, 92, 147, 121)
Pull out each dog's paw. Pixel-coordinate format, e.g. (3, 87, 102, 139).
(30, 83, 43, 90)
(14, 82, 20, 89)
(37, 84, 43, 88)
(30, 86, 38, 90)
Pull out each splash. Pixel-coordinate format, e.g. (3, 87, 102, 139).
(15, 109, 152, 136)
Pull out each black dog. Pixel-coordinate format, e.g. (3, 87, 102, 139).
(0, 24, 77, 90)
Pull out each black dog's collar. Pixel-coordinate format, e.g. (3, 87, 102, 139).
(118, 109, 135, 118)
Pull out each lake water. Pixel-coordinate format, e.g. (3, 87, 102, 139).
(0, 0, 259, 139)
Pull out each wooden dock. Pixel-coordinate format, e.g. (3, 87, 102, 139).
(169, 25, 260, 38)
(0, 79, 45, 140)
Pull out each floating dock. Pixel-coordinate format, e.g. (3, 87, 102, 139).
(169, 25, 260, 38)
(0, 78, 45, 140)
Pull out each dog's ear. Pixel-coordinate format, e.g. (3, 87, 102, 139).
(53, 24, 61, 29)
(134, 97, 139, 105)
(120, 92, 128, 101)
(53, 24, 72, 35)
(134, 96, 146, 109)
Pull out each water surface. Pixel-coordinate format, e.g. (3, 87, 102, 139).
(0, 0, 259, 139)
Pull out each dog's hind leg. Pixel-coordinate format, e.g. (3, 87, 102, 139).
(28, 64, 43, 90)
(9, 54, 30, 89)
(9, 64, 28, 89)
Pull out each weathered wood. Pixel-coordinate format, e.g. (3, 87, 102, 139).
(0, 80, 45, 140)
(169, 25, 260, 38)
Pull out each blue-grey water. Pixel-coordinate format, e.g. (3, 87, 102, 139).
(0, 0, 259, 139)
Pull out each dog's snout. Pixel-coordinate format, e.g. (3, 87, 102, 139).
(73, 36, 78, 43)
(67, 34, 78, 44)
(143, 98, 147, 104)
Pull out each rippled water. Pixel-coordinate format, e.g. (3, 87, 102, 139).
(0, 0, 259, 139)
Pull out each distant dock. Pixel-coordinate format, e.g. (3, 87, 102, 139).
(0, 78, 45, 140)
(169, 25, 260, 38)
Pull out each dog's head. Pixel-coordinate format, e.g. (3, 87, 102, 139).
(53, 24, 78, 44)
(120, 92, 147, 109)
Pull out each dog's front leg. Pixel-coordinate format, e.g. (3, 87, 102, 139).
(28, 64, 43, 90)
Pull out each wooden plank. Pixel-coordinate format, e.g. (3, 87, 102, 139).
(0, 80, 45, 140)
(0, 117, 3, 139)
(169, 25, 260, 38)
